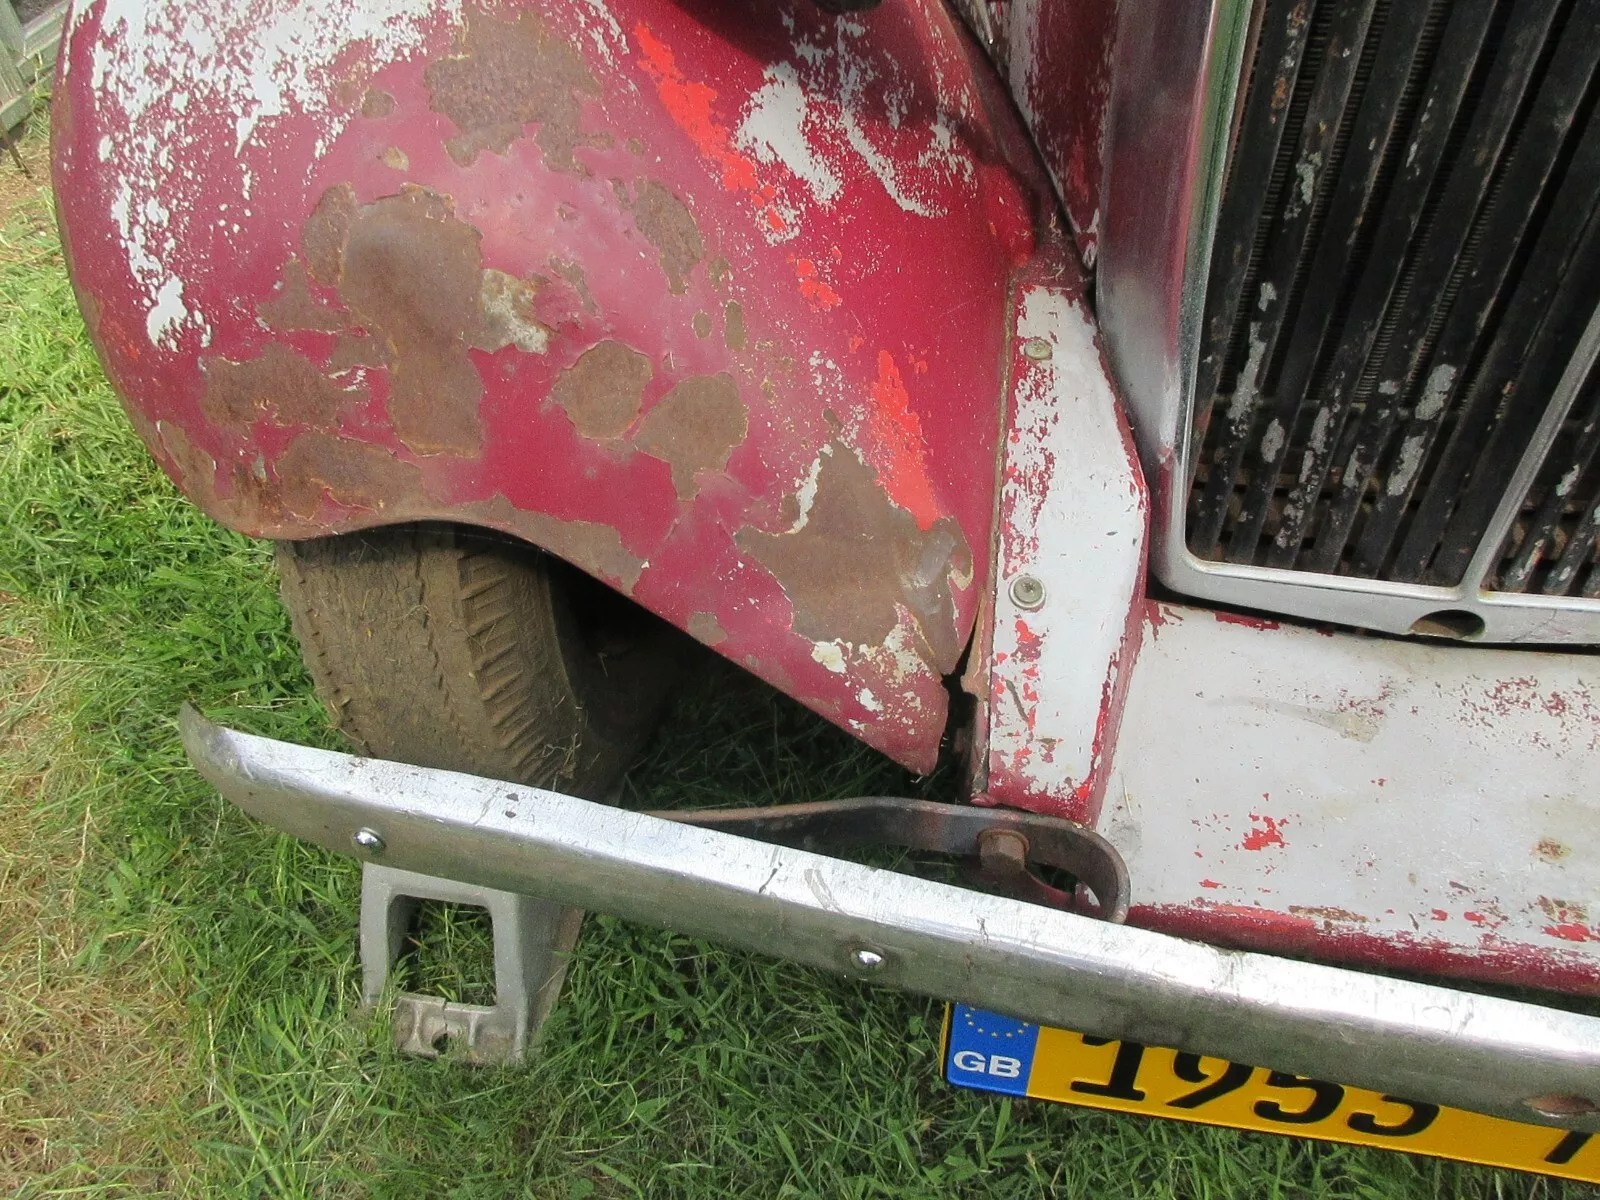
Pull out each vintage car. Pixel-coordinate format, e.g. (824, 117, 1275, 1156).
(53, 0, 1600, 1175)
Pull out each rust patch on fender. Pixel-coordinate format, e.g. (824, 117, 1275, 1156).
(723, 301, 746, 351)
(687, 612, 727, 645)
(233, 184, 564, 461)
(336, 187, 486, 456)
(156, 422, 218, 495)
(275, 432, 425, 519)
(425, 9, 600, 169)
(467, 496, 645, 591)
(201, 343, 367, 433)
(633, 374, 746, 499)
(302, 183, 358, 286)
(737, 448, 971, 672)
(361, 89, 396, 119)
(550, 258, 598, 315)
(628, 180, 703, 293)
(260, 261, 348, 333)
(327, 330, 395, 373)
(549, 340, 652, 440)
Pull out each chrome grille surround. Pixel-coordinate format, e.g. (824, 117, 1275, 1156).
(1098, 0, 1600, 643)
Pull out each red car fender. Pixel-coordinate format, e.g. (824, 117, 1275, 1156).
(54, 0, 1056, 772)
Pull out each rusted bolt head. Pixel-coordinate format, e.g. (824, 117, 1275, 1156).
(1022, 337, 1053, 361)
(849, 947, 886, 971)
(977, 827, 1031, 869)
(1009, 575, 1046, 610)
(352, 828, 386, 855)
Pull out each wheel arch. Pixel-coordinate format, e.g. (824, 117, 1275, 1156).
(55, 0, 1052, 772)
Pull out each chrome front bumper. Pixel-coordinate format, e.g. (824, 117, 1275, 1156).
(181, 708, 1600, 1131)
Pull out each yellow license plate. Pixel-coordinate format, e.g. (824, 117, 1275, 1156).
(942, 1005, 1597, 1182)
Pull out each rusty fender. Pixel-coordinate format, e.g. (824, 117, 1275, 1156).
(54, 0, 1061, 773)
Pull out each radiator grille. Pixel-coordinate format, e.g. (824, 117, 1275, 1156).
(1187, 0, 1600, 593)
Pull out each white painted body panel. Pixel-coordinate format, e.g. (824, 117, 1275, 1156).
(1104, 604, 1600, 986)
(985, 285, 1148, 818)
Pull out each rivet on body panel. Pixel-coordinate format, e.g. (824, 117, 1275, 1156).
(1009, 575, 1046, 610)
(352, 828, 386, 854)
(1022, 337, 1053, 361)
(849, 946, 887, 971)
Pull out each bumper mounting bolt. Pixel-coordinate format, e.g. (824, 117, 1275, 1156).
(850, 947, 886, 971)
(352, 828, 386, 854)
(1010, 574, 1046, 610)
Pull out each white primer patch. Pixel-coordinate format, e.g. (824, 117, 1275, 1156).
(145, 275, 190, 346)
(1387, 433, 1428, 497)
(787, 452, 826, 533)
(1413, 363, 1458, 422)
(86, 0, 458, 351)
(811, 641, 847, 674)
(736, 63, 842, 206)
(1260, 419, 1286, 462)
(732, 17, 974, 228)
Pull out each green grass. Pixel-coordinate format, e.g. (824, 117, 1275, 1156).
(1, 122, 1594, 1197)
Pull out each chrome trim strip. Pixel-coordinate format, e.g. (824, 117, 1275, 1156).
(183, 708, 1600, 1131)
(1098, 0, 1254, 536)
(1159, 542, 1600, 641)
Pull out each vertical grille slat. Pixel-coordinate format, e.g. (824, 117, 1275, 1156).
(1189, 0, 1600, 599)
(1421, 189, 1600, 582)
(1351, 0, 1599, 576)
(1190, 0, 1383, 556)
(1307, 0, 1559, 571)
(1390, 87, 1600, 581)
(1498, 370, 1600, 591)
(1267, 0, 1492, 569)
(1228, 0, 1441, 564)
(1190, 0, 1317, 461)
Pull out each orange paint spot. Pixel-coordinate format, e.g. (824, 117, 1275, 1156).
(1430, 909, 1449, 921)
(634, 24, 787, 234)
(847, 336, 865, 353)
(793, 257, 841, 310)
(1240, 813, 1287, 851)
(864, 351, 940, 529)
(1198, 879, 1221, 889)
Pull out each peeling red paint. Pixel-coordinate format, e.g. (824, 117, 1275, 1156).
(1240, 813, 1287, 851)
(1213, 610, 1281, 631)
(792, 257, 841, 311)
(633, 23, 786, 236)
(862, 350, 941, 531)
(1138, 903, 1600, 997)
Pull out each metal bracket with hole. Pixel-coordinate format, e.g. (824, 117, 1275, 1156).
(360, 863, 582, 1065)
(648, 796, 1130, 922)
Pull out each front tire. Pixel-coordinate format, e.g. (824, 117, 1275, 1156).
(276, 523, 679, 796)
